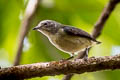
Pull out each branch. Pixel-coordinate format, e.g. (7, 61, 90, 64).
(92, 0, 120, 38)
(63, 0, 120, 80)
(1, 55, 120, 80)
(14, 0, 40, 66)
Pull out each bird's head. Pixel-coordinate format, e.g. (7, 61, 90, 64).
(33, 20, 61, 35)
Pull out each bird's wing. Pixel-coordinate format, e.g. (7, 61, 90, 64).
(62, 25, 100, 43)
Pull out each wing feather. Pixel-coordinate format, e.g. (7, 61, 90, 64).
(62, 26, 100, 44)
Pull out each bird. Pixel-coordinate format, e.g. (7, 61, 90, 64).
(33, 20, 101, 60)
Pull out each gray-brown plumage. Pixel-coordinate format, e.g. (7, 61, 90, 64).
(33, 20, 101, 59)
(63, 26, 100, 43)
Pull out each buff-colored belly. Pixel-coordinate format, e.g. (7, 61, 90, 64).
(49, 34, 92, 53)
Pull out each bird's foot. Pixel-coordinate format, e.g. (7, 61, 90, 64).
(60, 56, 74, 61)
(60, 58, 68, 62)
(83, 56, 88, 61)
(66, 56, 74, 60)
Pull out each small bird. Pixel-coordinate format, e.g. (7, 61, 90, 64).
(33, 20, 101, 60)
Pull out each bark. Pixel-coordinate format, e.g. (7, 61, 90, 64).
(1, 55, 120, 80)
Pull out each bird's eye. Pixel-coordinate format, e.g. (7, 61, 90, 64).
(44, 23, 48, 26)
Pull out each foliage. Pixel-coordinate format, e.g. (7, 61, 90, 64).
(0, 0, 120, 80)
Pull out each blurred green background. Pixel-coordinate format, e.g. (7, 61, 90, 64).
(0, 0, 120, 80)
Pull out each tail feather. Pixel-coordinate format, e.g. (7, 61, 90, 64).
(96, 41, 101, 44)
(91, 40, 101, 46)
(92, 38, 101, 44)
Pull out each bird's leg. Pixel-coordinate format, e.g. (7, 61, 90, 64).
(60, 53, 74, 61)
(66, 56, 74, 60)
(66, 53, 74, 60)
(83, 48, 88, 61)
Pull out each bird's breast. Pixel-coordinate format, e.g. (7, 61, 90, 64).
(48, 33, 92, 53)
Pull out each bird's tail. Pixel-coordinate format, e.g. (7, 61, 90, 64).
(91, 40, 101, 46)
(96, 41, 101, 44)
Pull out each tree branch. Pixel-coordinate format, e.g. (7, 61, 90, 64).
(1, 55, 120, 80)
(92, 0, 120, 38)
(14, 0, 40, 66)
(63, 0, 120, 80)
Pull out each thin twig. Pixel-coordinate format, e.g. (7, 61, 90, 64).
(14, 0, 40, 66)
(1, 55, 120, 80)
(92, 0, 120, 38)
(63, 0, 120, 80)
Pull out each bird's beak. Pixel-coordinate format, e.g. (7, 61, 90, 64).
(32, 26, 40, 30)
